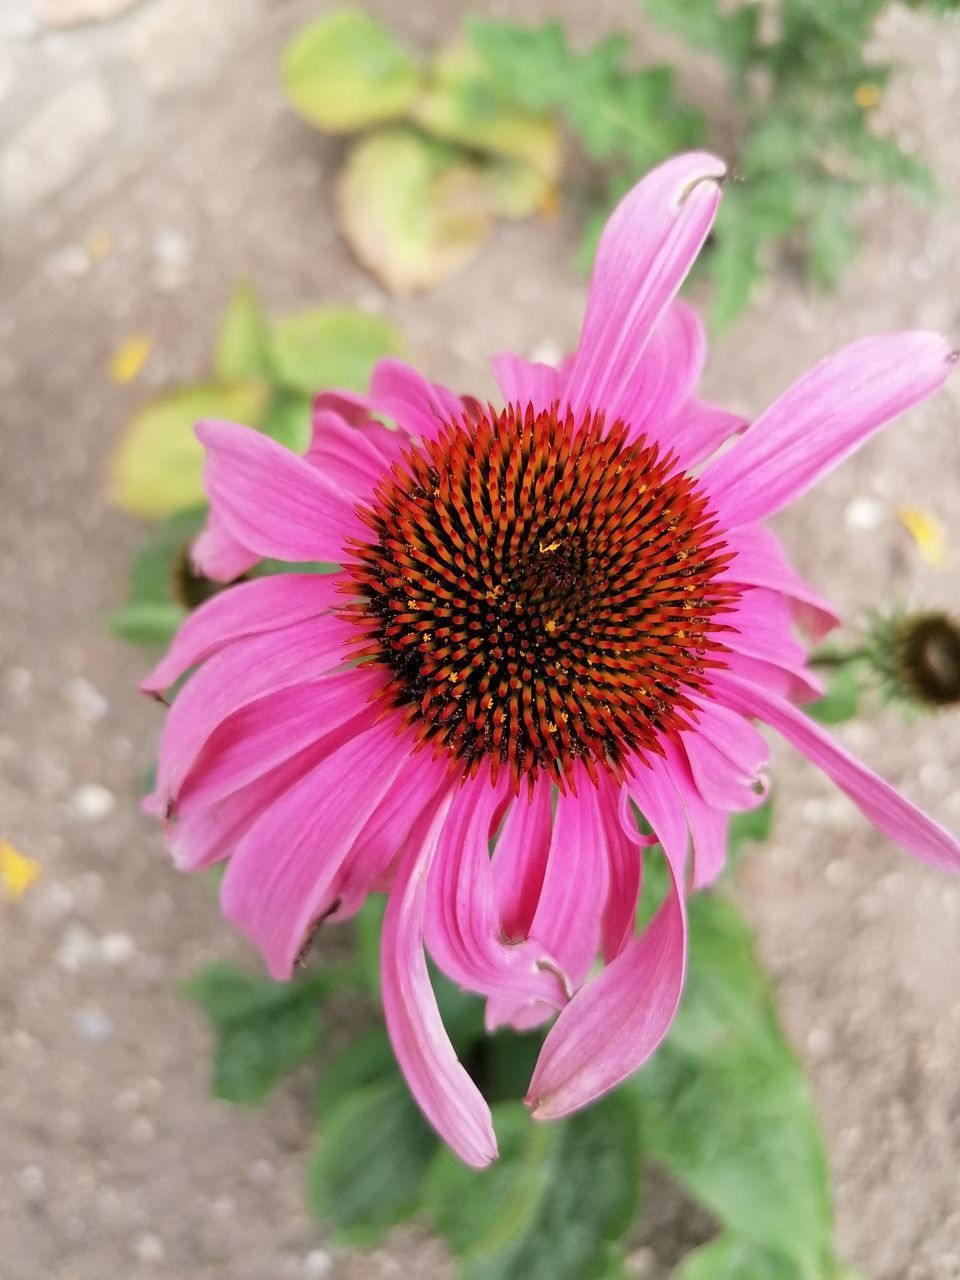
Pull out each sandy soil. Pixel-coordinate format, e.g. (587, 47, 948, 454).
(2, 2, 959, 1277)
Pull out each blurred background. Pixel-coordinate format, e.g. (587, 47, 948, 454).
(1, 1, 959, 1277)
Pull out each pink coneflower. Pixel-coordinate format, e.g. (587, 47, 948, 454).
(143, 153, 960, 1167)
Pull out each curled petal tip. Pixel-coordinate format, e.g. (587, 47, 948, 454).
(679, 165, 730, 205)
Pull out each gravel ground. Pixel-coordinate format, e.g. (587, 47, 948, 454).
(2, 2, 959, 1278)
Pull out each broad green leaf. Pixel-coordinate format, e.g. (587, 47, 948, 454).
(268, 305, 405, 394)
(644, 0, 760, 82)
(427, 1093, 642, 1280)
(675, 1235, 804, 1280)
(107, 600, 186, 647)
(214, 280, 273, 381)
(281, 8, 421, 133)
(313, 1028, 398, 1120)
(727, 797, 774, 869)
(468, 19, 574, 111)
(412, 43, 562, 179)
(259, 389, 313, 453)
(337, 128, 495, 294)
(806, 184, 860, 288)
(307, 1077, 437, 1243)
(634, 893, 834, 1274)
(108, 380, 269, 518)
(183, 963, 327, 1105)
(806, 665, 860, 724)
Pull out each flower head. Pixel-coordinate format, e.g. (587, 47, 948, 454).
(143, 153, 960, 1167)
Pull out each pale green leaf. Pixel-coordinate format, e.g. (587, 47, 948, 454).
(281, 8, 421, 133)
(268, 305, 405, 394)
(108, 381, 269, 519)
(337, 128, 495, 293)
(214, 280, 273, 381)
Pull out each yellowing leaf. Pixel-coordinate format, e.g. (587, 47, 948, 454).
(107, 380, 269, 519)
(411, 43, 562, 181)
(0, 839, 41, 901)
(109, 334, 152, 385)
(281, 8, 421, 133)
(481, 157, 555, 220)
(337, 128, 495, 294)
(898, 505, 947, 567)
(269, 307, 406, 395)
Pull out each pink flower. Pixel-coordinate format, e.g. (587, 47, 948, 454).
(143, 153, 959, 1167)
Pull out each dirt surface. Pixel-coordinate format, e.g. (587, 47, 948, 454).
(2, 2, 959, 1277)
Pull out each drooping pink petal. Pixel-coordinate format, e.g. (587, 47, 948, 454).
(304, 408, 407, 498)
(196, 420, 365, 564)
(220, 717, 414, 978)
(563, 152, 727, 422)
(527, 756, 688, 1119)
(682, 695, 769, 811)
(381, 795, 498, 1168)
(663, 398, 748, 470)
(663, 742, 731, 890)
(192, 514, 260, 583)
(599, 784, 643, 962)
(484, 994, 555, 1034)
(369, 358, 464, 442)
(526, 782, 611, 988)
(702, 333, 956, 526)
(722, 524, 840, 641)
(423, 782, 567, 1008)
(141, 572, 345, 694)
(722, 650, 824, 706)
(156, 611, 354, 805)
(491, 783, 554, 941)
(491, 354, 562, 416)
(618, 300, 706, 442)
(174, 668, 384, 814)
(331, 750, 452, 920)
(714, 672, 960, 873)
(723, 587, 822, 702)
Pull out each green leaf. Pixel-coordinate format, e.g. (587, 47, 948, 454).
(313, 1028, 398, 1120)
(644, 0, 760, 86)
(337, 128, 496, 294)
(806, 184, 861, 288)
(108, 381, 269, 518)
(268, 305, 405, 394)
(481, 157, 553, 220)
(412, 42, 562, 179)
(107, 600, 186, 646)
(807, 664, 860, 724)
(427, 1093, 642, 1280)
(307, 1077, 437, 1244)
(183, 963, 328, 1105)
(675, 1235, 804, 1280)
(214, 281, 273, 381)
(259, 389, 313, 453)
(633, 893, 834, 1274)
(281, 8, 421, 133)
(727, 797, 774, 869)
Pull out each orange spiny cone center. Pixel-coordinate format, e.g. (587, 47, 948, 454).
(342, 402, 739, 791)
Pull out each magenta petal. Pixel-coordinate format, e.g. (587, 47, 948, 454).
(663, 742, 731, 890)
(382, 796, 498, 1168)
(491, 783, 554, 941)
(491, 354, 562, 415)
(369, 358, 464, 441)
(599, 784, 643, 963)
(305, 408, 406, 498)
(715, 673, 960, 872)
(424, 782, 567, 1008)
(141, 573, 343, 694)
(192, 514, 260, 583)
(563, 152, 727, 421)
(682, 696, 769, 812)
(220, 717, 412, 978)
(664, 398, 748, 470)
(196, 419, 363, 564)
(156, 611, 354, 805)
(527, 757, 688, 1118)
(527, 782, 611, 988)
(702, 332, 956, 525)
(723, 587, 822, 702)
(723, 524, 840, 641)
(618, 300, 706, 442)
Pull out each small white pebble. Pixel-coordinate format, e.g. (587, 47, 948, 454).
(529, 338, 563, 367)
(133, 1232, 165, 1264)
(64, 676, 108, 722)
(2, 666, 32, 698)
(129, 1116, 156, 1144)
(18, 1165, 45, 1202)
(303, 1250, 333, 1280)
(74, 1009, 115, 1042)
(248, 1158, 276, 1186)
(806, 1026, 833, 1056)
(99, 932, 135, 964)
(56, 922, 100, 971)
(71, 783, 116, 821)
(844, 495, 885, 531)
